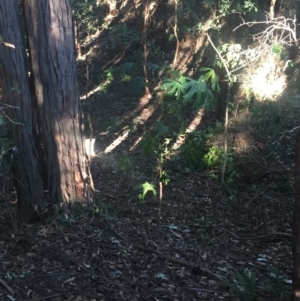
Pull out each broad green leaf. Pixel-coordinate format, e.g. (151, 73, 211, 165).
(147, 63, 161, 73)
(134, 182, 157, 201)
(128, 77, 145, 96)
(116, 62, 134, 75)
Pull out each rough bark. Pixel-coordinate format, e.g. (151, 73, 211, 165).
(0, 0, 44, 222)
(293, 132, 300, 300)
(23, 0, 94, 205)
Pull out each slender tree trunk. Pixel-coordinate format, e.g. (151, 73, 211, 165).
(23, 0, 94, 205)
(293, 132, 300, 300)
(216, 69, 228, 122)
(269, 0, 276, 18)
(0, 0, 44, 222)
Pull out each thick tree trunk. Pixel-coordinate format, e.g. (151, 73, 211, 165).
(23, 0, 94, 205)
(0, 0, 44, 222)
(294, 132, 300, 299)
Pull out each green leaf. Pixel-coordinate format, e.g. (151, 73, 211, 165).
(160, 170, 170, 185)
(147, 63, 161, 73)
(161, 78, 185, 100)
(155, 121, 169, 137)
(134, 182, 157, 201)
(141, 134, 159, 154)
(128, 77, 145, 96)
(155, 272, 168, 280)
(116, 62, 135, 75)
(182, 78, 214, 109)
(201, 67, 220, 92)
(272, 44, 282, 54)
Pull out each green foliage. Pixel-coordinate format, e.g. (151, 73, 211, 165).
(180, 131, 207, 169)
(203, 146, 224, 167)
(272, 44, 283, 55)
(267, 267, 290, 300)
(141, 134, 160, 155)
(134, 157, 171, 201)
(161, 74, 215, 109)
(214, 43, 243, 71)
(224, 267, 290, 301)
(71, 0, 104, 34)
(162, 98, 185, 123)
(127, 77, 145, 96)
(116, 62, 135, 75)
(203, 146, 240, 183)
(137, 134, 173, 201)
(161, 76, 187, 101)
(179, 128, 240, 182)
(272, 44, 287, 61)
(218, 0, 232, 15)
(93, 205, 108, 217)
(183, 77, 214, 109)
(244, 0, 257, 12)
(160, 170, 170, 185)
(218, 0, 257, 15)
(54, 212, 73, 227)
(133, 182, 157, 201)
(249, 100, 281, 134)
(200, 67, 221, 92)
(155, 121, 170, 137)
(146, 63, 162, 77)
(225, 269, 257, 301)
(102, 62, 162, 96)
(109, 24, 140, 50)
(99, 67, 114, 92)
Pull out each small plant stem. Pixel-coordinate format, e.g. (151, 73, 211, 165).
(172, 0, 179, 68)
(158, 165, 163, 230)
(158, 181, 162, 229)
(206, 34, 230, 76)
(269, 0, 276, 18)
(206, 33, 231, 184)
(85, 50, 93, 162)
(142, 0, 151, 95)
(221, 86, 231, 184)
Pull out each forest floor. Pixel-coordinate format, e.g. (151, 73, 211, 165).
(0, 4, 299, 301)
(0, 77, 295, 301)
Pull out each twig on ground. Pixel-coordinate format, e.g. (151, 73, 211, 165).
(0, 277, 15, 295)
(22, 293, 62, 301)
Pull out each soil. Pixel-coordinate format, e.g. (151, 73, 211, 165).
(0, 2, 297, 301)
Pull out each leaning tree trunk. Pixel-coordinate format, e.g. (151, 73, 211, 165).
(23, 0, 94, 205)
(0, 0, 44, 222)
(293, 131, 300, 300)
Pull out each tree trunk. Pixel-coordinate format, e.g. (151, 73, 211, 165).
(0, 0, 44, 222)
(294, 132, 300, 299)
(269, 0, 276, 18)
(216, 69, 228, 122)
(0, 0, 93, 221)
(23, 0, 94, 205)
